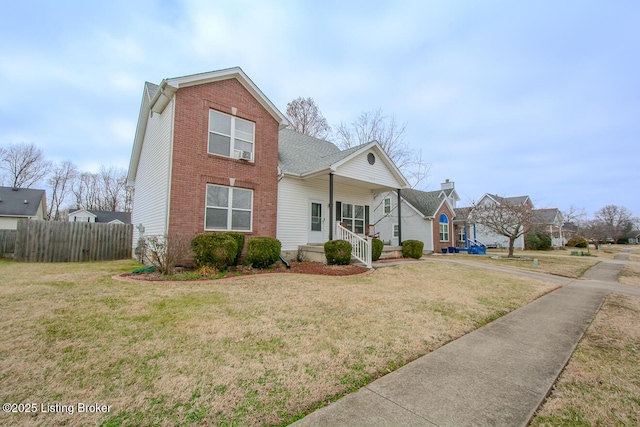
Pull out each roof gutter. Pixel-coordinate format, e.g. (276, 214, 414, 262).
(151, 80, 177, 114)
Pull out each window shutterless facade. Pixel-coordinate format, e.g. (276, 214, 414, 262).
(205, 184, 253, 231)
(208, 110, 255, 161)
(384, 197, 391, 214)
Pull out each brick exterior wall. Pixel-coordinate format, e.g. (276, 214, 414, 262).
(432, 203, 455, 253)
(167, 79, 280, 245)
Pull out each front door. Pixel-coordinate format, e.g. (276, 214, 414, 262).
(308, 200, 324, 244)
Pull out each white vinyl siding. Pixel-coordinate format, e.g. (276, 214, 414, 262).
(372, 192, 432, 250)
(277, 176, 373, 251)
(131, 97, 174, 248)
(337, 149, 404, 188)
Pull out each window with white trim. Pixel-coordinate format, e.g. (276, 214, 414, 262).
(208, 110, 255, 161)
(393, 224, 399, 238)
(439, 213, 449, 242)
(458, 226, 465, 243)
(205, 184, 253, 231)
(342, 203, 365, 234)
(384, 197, 391, 214)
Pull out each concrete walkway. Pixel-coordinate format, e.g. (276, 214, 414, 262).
(292, 252, 637, 426)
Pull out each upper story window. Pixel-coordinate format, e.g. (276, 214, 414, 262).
(208, 110, 255, 161)
(384, 197, 391, 214)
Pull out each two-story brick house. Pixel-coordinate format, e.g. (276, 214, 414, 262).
(127, 68, 289, 250)
(128, 67, 410, 266)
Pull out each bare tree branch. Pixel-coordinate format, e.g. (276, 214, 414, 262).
(286, 97, 331, 140)
(47, 160, 78, 220)
(335, 109, 430, 188)
(72, 166, 128, 211)
(471, 196, 534, 257)
(592, 205, 635, 242)
(0, 142, 51, 188)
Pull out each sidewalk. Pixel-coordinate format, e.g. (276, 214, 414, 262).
(292, 258, 627, 426)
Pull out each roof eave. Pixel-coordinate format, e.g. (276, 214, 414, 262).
(165, 67, 289, 128)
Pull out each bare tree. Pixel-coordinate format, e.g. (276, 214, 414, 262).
(562, 205, 587, 225)
(0, 142, 51, 188)
(47, 160, 78, 220)
(286, 97, 331, 140)
(471, 196, 534, 257)
(593, 205, 635, 242)
(72, 166, 128, 211)
(99, 166, 127, 211)
(335, 109, 429, 188)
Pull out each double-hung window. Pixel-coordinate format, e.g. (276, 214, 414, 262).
(205, 184, 253, 231)
(208, 110, 255, 161)
(383, 197, 391, 214)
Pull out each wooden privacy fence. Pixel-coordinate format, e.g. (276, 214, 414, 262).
(14, 220, 132, 262)
(0, 229, 17, 257)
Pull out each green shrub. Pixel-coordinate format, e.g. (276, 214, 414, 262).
(224, 232, 245, 266)
(566, 235, 588, 248)
(526, 232, 552, 250)
(402, 240, 424, 259)
(246, 237, 282, 269)
(191, 233, 237, 270)
(526, 232, 540, 250)
(372, 237, 384, 261)
(324, 240, 352, 265)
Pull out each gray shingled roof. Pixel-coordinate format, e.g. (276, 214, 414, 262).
(533, 208, 560, 224)
(0, 187, 46, 217)
(401, 188, 447, 217)
(487, 194, 530, 206)
(454, 206, 472, 221)
(278, 128, 366, 175)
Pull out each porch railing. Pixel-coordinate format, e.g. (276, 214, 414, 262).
(335, 222, 372, 268)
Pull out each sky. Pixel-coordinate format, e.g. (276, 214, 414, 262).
(1, 0, 638, 218)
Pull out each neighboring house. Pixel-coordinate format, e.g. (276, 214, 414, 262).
(624, 230, 640, 245)
(532, 208, 564, 247)
(562, 222, 579, 243)
(468, 193, 534, 250)
(68, 209, 131, 224)
(372, 180, 459, 253)
(0, 187, 47, 229)
(127, 67, 409, 266)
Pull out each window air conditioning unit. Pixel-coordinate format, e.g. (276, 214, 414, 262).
(240, 150, 252, 161)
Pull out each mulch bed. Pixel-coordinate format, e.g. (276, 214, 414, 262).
(122, 261, 369, 281)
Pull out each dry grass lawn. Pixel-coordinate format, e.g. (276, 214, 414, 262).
(0, 259, 557, 426)
(530, 293, 640, 426)
(620, 263, 640, 287)
(449, 250, 599, 278)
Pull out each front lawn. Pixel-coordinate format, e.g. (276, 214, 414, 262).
(530, 293, 640, 426)
(0, 260, 556, 426)
(450, 250, 600, 278)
